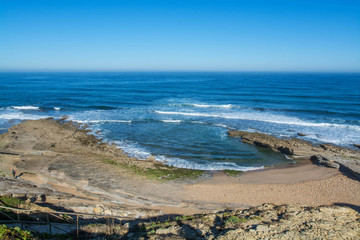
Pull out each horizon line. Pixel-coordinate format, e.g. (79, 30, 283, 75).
(1, 69, 360, 74)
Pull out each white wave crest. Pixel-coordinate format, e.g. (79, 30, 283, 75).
(155, 155, 263, 171)
(113, 140, 262, 171)
(192, 104, 232, 108)
(54, 107, 61, 110)
(155, 110, 360, 131)
(74, 120, 132, 124)
(162, 120, 182, 123)
(114, 140, 151, 159)
(214, 123, 229, 128)
(0, 112, 49, 120)
(190, 121, 207, 125)
(12, 106, 39, 110)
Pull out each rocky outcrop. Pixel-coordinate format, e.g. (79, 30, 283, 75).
(125, 203, 360, 239)
(2, 200, 359, 239)
(0, 118, 124, 157)
(228, 130, 360, 179)
(310, 155, 340, 169)
(0, 119, 210, 218)
(228, 130, 319, 158)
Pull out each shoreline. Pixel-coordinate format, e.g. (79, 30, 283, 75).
(227, 159, 338, 184)
(0, 118, 359, 217)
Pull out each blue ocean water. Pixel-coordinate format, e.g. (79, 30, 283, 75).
(0, 72, 359, 171)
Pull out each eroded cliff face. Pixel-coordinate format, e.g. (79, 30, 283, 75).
(228, 130, 360, 179)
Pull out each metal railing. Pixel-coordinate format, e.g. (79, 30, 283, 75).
(0, 205, 134, 237)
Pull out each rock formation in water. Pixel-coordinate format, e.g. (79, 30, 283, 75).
(228, 130, 360, 179)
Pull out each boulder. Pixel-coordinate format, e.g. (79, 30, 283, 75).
(310, 155, 340, 169)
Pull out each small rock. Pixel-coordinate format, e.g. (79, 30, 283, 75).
(156, 226, 179, 235)
(319, 144, 328, 150)
(179, 225, 197, 239)
(297, 132, 306, 136)
(123, 222, 130, 228)
(256, 224, 270, 232)
(93, 205, 104, 215)
(146, 156, 156, 162)
(310, 155, 340, 169)
(104, 209, 112, 215)
(353, 144, 360, 149)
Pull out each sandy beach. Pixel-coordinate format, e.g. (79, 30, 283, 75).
(183, 163, 360, 211)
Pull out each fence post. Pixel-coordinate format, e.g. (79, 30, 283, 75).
(47, 213, 52, 235)
(77, 215, 79, 240)
(17, 210, 21, 229)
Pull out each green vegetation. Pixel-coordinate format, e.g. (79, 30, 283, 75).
(145, 164, 203, 181)
(0, 225, 35, 240)
(224, 169, 242, 177)
(250, 216, 262, 221)
(144, 221, 171, 231)
(101, 157, 204, 181)
(175, 215, 193, 221)
(0, 195, 25, 208)
(224, 215, 247, 227)
(223, 215, 262, 227)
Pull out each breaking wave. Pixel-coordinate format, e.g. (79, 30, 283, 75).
(114, 140, 263, 171)
(12, 106, 40, 110)
(154, 110, 360, 130)
(161, 120, 182, 123)
(191, 104, 232, 108)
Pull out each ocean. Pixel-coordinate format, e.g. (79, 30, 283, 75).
(0, 72, 359, 171)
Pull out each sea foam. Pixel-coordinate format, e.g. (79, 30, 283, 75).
(0, 112, 49, 120)
(114, 140, 262, 171)
(12, 106, 39, 110)
(162, 120, 182, 123)
(155, 110, 360, 130)
(192, 104, 232, 108)
(75, 120, 132, 124)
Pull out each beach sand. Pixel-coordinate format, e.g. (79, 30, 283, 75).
(182, 163, 360, 212)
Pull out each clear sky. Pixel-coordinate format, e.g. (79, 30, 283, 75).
(0, 0, 359, 72)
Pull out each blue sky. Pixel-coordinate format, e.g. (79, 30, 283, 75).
(0, 0, 359, 72)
